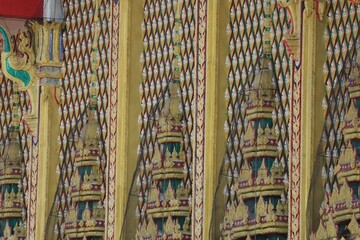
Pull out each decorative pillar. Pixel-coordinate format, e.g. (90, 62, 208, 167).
(107, 0, 143, 238)
(191, 0, 208, 238)
(27, 21, 63, 240)
(299, 0, 328, 239)
(203, 0, 227, 238)
(281, 0, 328, 238)
(0, 20, 64, 239)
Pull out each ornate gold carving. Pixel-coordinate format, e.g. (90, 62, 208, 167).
(28, 21, 64, 67)
(0, 27, 37, 89)
(152, 145, 186, 180)
(313, 220, 326, 239)
(314, 0, 329, 21)
(342, 102, 360, 141)
(256, 195, 268, 218)
(348, 214, 360, 236)
(137, 2, 192, 238)
(3, 221, 12, 238)
(222, 2, 289, 237)
(164, 216, 183, 239)
(338, 145, 355, 166)
(1, 22, 64, 135)
(223, 192, 289, 238)
(246, 59, 275, 121)
(65, 205, 105, 239)
(326, 215, 338, 238)
(242, 123, 278, 159)
(277, 0, 300, 60)
(314, 48, 360, 239)
(277, 200, 288, 215)
(236, 198, 248, 220)
(11, 222, 27, 239)
(238, 161, 252, 184)
(314, 215, 339, 240)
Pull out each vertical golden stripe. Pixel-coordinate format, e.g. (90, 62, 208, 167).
(204, 0, 218, 236)
(43, 25, 50, 62)
(300, 4, 327, 239)
(35, 86, 60, 240)
(116, 0, 130, 237)
(204, 0, 227, 238)
(35, 88, 49, 240)
(116, 0, 142, 238)
(53, 25, 60, 63)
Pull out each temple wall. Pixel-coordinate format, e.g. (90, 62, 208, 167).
(0, 0, 359, 239)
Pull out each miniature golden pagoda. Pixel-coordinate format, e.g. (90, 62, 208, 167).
(136, 1, 191, 239)
(311, 48, 360, 240)
(64, 0, 105, 239)
(221, 0, 288, 238)
(0, 83, 26, 239)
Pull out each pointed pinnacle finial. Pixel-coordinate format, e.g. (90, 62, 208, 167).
(173, 0, 182, 81)
(92, 0, 100, 50)
(175, 0, 181, 19)
(263, 0, 272, 58)
(258, 0, 272, 70)
(158, 0, 183, 124)
(11, 83, 20, 132)
(89, 0, 101, 108)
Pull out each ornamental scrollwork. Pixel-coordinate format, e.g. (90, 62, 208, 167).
(277, 0, 301, 60)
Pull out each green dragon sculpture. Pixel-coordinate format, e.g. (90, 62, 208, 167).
(0, 24, 40, 125)
(0, 24, 37, 89)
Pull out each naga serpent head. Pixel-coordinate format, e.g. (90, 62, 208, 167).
(0, 24, 37, 90)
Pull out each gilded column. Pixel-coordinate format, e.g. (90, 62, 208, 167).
(280, 0, 328, 238)
(28, 21, 64, 240)
(299, 0, 328, 239)
(110, 0, 143, 238)
(204, 0, 227, 238)
(0, 20, 63, 239)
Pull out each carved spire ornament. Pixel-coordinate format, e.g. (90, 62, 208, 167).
(221, 0, 288, 238)
(136, 1, 191, 239)
(313, 47, 360, 239)
(0, 83, 26, 239)
(64, 0, 105, 239)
